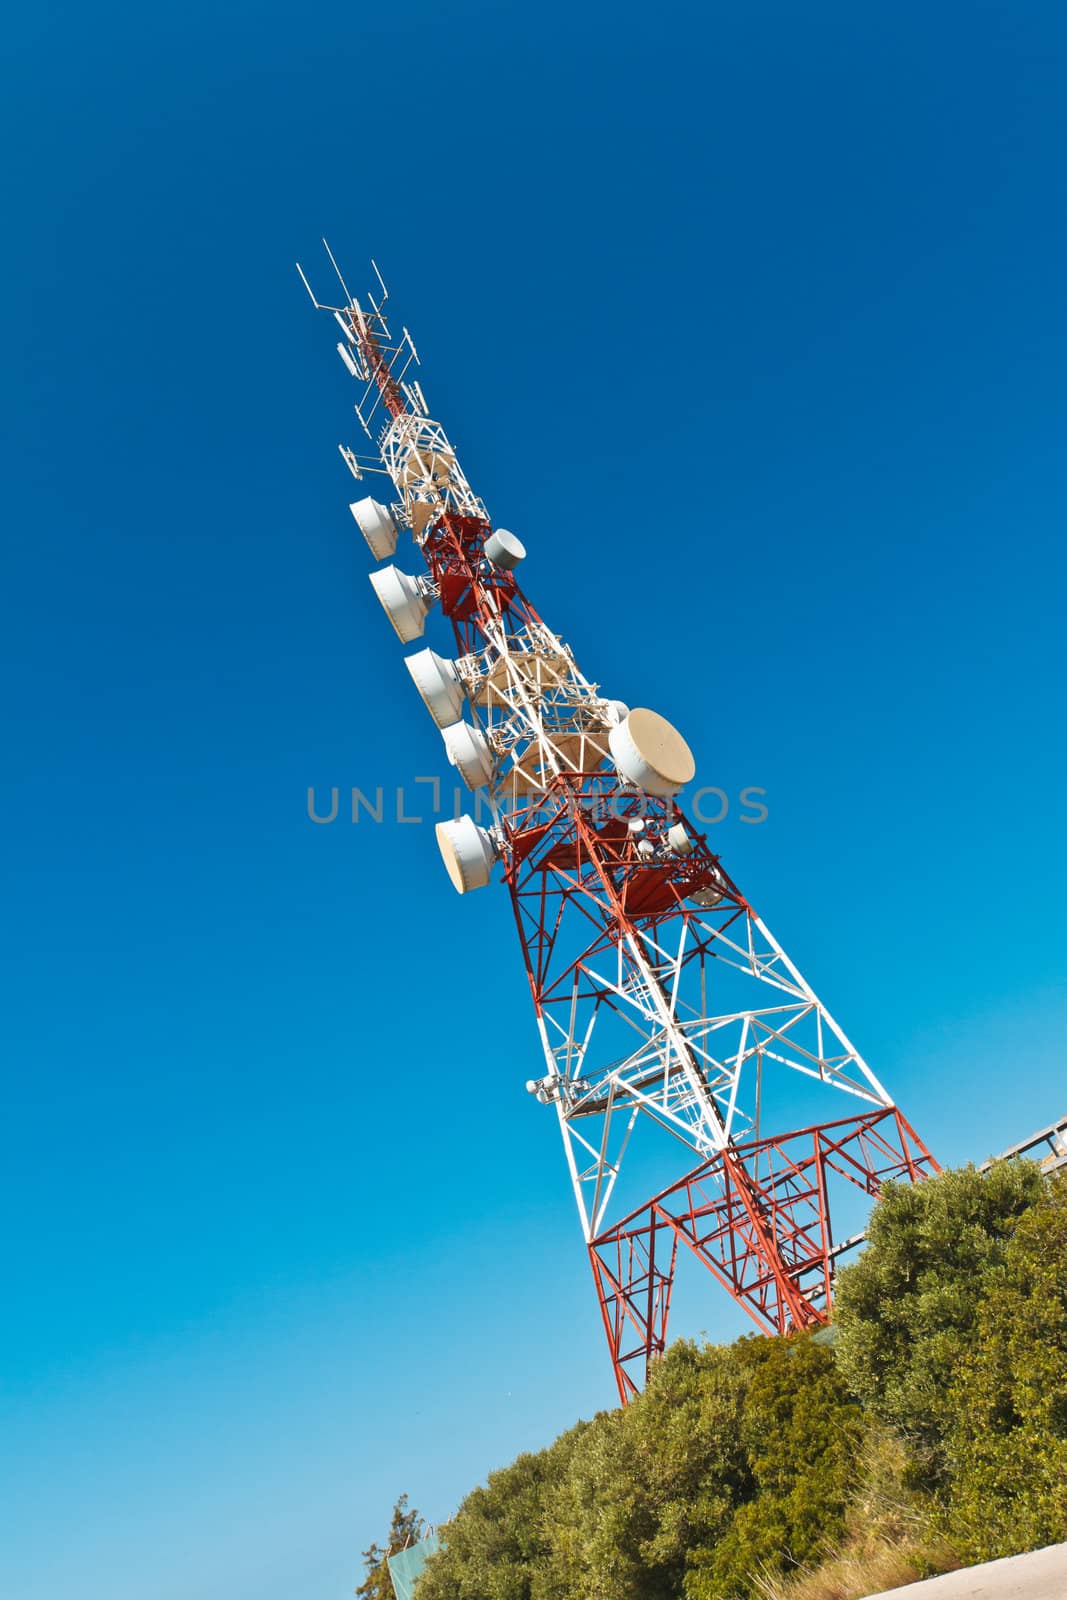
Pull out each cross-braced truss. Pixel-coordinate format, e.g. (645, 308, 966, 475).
(505, 780, 901, 1245)
(590, 1107, 935, 1400)
(298, 247, 939, 1398)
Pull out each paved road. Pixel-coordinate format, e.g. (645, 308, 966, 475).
(864, 1542, 1067, 1599)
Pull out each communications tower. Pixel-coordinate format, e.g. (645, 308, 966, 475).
(298, 248, 938, 1401)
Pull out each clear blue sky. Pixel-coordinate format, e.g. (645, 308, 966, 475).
(3, 2, 1066, 1596)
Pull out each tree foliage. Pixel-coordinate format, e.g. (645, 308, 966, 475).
(356, 1494, 425, 1600)
(690, 1335, 863, 1599)
(833, 1159, 1044, 1483)
(545, 1339, 756, 1600)
(392, 1161, 1067, 1600)
(942, 1173, 1067, 1560)
(415, 1425, 588, 1600)
(415, 1335, 862, 1600)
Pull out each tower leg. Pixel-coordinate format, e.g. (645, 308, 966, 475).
(589, 1220, 678, 1403)
(589, 1107, 937, 1397)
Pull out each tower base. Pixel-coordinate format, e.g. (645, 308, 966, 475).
(589, 1106, 938, 1401)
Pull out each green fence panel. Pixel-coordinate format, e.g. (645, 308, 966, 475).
(387, 1532, 440, 1600)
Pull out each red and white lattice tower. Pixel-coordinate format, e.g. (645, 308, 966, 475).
(299, 249, 939, 1402)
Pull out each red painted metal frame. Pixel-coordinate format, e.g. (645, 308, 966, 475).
(499, 777, 942, 1403)
(589, 1106, 939, 1402)
(502, 777, 741, 1009)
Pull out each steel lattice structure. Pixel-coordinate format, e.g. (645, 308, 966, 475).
(299, 248, 939, 1401)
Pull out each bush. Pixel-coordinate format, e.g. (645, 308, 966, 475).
(943, 1173, 1067, 1560)
(409, 1161, 1065, 1600)
(416, 1334, 861, 1600)
(833, 1160, 1045, 1485)
(415, 1425, 587, 1600)
(687, 1336, 863, 1600)
(754, 1425, 958, 1600)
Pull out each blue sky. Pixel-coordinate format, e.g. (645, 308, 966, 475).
(2, 2, 1066, 1596)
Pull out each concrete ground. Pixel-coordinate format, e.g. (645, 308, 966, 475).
(864, 1542, 1067, 1599)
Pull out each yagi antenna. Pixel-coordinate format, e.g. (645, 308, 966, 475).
(322, 237, 354, 307)
(297, 245, 383, 320)
(295, 261, 347, 315)
(296, 261, 321, 308)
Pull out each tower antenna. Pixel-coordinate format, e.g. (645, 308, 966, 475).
(322, 236, 354, 306)
(300, 251, 939, 1401)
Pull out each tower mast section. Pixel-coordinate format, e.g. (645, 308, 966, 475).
(299, 248, 938, 1400)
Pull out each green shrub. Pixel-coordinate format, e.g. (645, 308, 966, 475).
(687, 1336, 863, 1600)
(416, 1425, 588, 1600)
(541, 1339, 754, 1600)
(943, 1173, 1067, 1560)
(410, 1162, 1065, 1600)
(833, 1160, 1044, 1485)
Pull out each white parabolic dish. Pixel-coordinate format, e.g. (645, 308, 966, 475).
(484, 529, 526, 570)
(405, 648, 465, 729)
(369, 565, 430, 643)
(436, 816, 495, 893)
(441, 720, 493, 790)
(608, 708, 696, 796)
(349, 497, 397, 561)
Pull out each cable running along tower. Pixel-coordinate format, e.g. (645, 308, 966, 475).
(298, 249, 938, 1401)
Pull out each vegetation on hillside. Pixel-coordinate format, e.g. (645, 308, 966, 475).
(355, 1494, 426, 1600)
(366, 1163, 1067, 1600)
(833, 1160, 1045, 1484)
